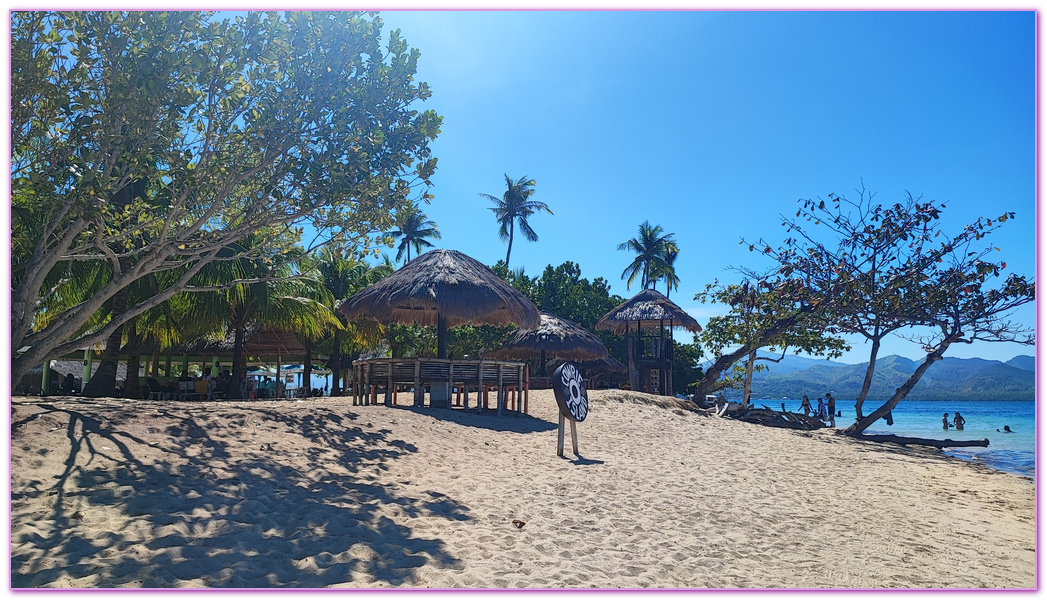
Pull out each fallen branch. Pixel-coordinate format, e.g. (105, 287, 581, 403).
(853, 434, 989, 449)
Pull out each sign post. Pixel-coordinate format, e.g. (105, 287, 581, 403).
(552, 362, 588, 457)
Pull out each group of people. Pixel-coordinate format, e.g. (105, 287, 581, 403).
(943, 412, 966, 430)
(799, 393, 838, 426)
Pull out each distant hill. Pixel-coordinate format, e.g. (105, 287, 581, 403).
(742, 354, 1034, 402)
(1006, 355, 1035, 371)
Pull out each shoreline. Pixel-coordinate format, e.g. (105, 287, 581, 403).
(10, 389, 1035, 588)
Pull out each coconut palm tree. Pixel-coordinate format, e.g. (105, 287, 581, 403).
(314, 245, 391, 394)
(184, 235, 339, 397)
(481, 174, 552, 268)
(654, 244, 681, 298)
(618, 221, 677, 290)
(388, 202, 441, 263)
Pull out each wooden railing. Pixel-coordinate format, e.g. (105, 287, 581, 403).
(351, 358, 530, 416)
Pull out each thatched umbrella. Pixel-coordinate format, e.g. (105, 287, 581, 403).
(487, 312, 608, 375)
(339, 249, 540, 358)
(595, 288, 702, 335)
(595, 289, 701, 396)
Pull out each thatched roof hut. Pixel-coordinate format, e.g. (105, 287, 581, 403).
(571, 355, 627, 374)
(595, 289, 702, 335)
(339, 249, 540, 358)
(487, 312, 608, 362)
(176, 328, 306, 358)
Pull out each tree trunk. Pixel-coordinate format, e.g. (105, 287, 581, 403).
(81, 283, 130, 398)
(231, 323, 246, 398)
(303, 341, 313, 397)
(122, 322, 142, 399)
(505, 223, 514, 267)
(693, 307, 811, 399)
(854, 337, 881, 420)
(743, 350, 755, 407)
(844, 338, 955, 436)
(854, 433, 989, 448)
(330, 329, 343, 395)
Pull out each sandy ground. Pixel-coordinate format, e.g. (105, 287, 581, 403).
(9, 389, 1035, 589)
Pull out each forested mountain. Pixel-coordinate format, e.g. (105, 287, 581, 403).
(740, 354, 1035, 402)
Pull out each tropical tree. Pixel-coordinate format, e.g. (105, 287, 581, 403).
(11, 11, 441, 388)
(481, 174, 552, 267)
(695, 274, 848, 402)
(181, 236, 340, 397)
(388, 202, 441, 263)
(314, 246, 391, 395)
(742, 185, 1033, 432)
(618, 221, 677, 290)
(654, 245, 681, 298)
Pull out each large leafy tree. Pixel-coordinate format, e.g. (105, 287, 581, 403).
(618, 221, 677, 290)
(11, 11, 441, 388)
(481, 174, 552, 267)
(742, 186, 1033, 433)
(388, 201, 441, 263)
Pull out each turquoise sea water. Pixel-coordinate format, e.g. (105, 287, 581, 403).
(776, 399, 1035, 477)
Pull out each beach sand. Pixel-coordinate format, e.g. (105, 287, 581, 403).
(10, 389, 1035, 589)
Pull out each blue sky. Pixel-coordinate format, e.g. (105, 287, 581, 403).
(365, 10, 1035, 365)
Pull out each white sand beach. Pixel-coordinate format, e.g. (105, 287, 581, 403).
(10, 389, 1035, 589)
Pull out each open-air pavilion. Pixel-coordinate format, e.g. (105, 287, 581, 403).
(487, 311, 609, 388)
(595, 289, 702, 396)
(339, 249, 540, 414)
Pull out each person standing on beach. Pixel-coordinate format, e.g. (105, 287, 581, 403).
(825, 393, 836, 427)
(954, 412, 965, 431)
(800, 395, 812, 416)
(943, 413, 951, 430)
(817, 398, 827, 422)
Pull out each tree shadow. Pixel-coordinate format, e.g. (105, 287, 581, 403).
(382, 404, 558, 434)
(11, 401, 467, 588)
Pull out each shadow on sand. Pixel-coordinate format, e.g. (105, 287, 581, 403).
(11, 401, 466, 588)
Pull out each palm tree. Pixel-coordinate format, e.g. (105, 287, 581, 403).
(185, 235, 339, 397)
(388, 202, 441, 263)
(618, 221, 677, 290)
(481, 174, 552, 267)
(314, 245, 390, 395)
(654, 244, 681, 298)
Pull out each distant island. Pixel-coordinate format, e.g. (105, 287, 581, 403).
(724, 354, 1034, 402)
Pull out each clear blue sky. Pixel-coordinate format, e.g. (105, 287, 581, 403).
(367, 10, 1035, 365)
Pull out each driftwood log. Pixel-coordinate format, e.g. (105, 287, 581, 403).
(852, 434, 990, 449)
(724, 406, 825, 431)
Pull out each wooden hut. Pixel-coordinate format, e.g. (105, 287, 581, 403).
(595, 289, 702, 396)
(339, 249, 540, 408)
(487, 312, 608, 384)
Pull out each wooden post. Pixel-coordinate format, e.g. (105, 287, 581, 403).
(414, 360, 422, 407)
(557, 413, 566, 457)
(570, 420, 579, 455)
(497, 363, 504, 417)
(477, 361, 484, 413)
(364, 362, 371, 405)
(448, 362, 454, 408)
(524, 363, 530, 414)
(386, 359, 393, 406)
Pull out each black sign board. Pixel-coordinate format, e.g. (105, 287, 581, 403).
(552, 362, 588, 423)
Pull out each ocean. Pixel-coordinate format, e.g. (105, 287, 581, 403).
(776, 398, 1035, 477)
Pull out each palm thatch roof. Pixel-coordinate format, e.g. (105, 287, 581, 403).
(339, 249, 540, 330)
(570, 355, 627, 374)
(595, 289, 702, 335)
(487, 312, 609, 361)
(175, 328, 306, 358)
